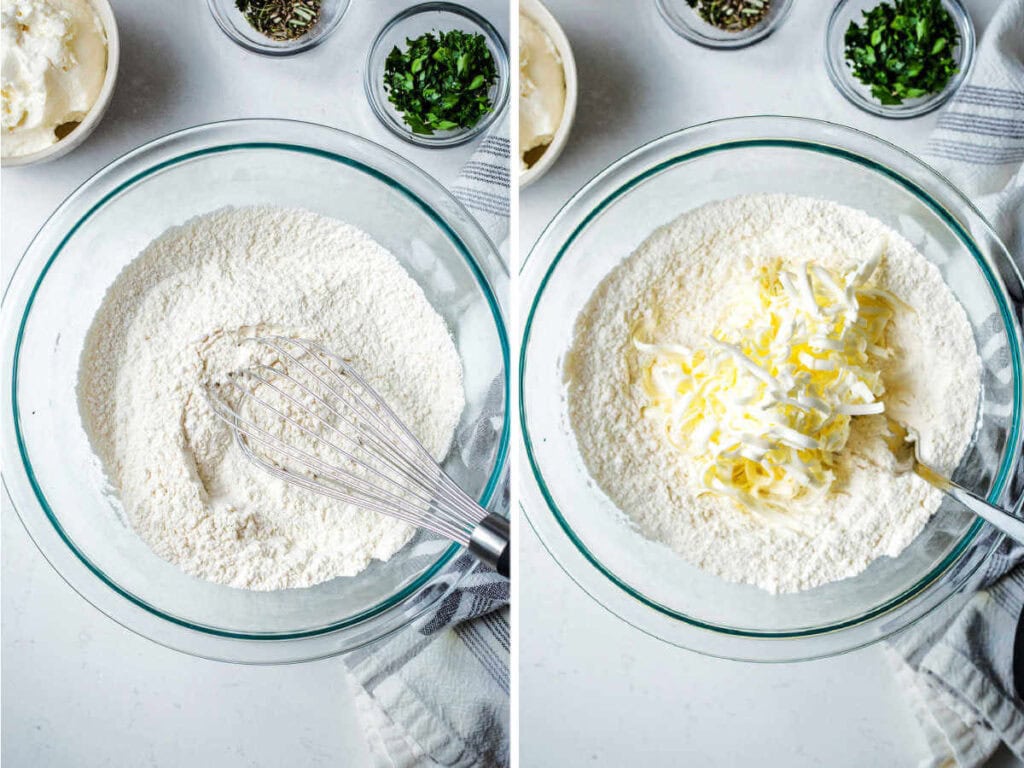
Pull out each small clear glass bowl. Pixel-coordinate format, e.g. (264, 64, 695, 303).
(365, 2, 510, 148)
(207, 0, 350, 57)
(655, 0, 794, 49)
(825, 0, 975, 119)
(2, 119, 509, 663)
(520, 115, 1024, 662)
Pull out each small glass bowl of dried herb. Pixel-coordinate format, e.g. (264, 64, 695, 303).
(655, 0, 794, 49)
(825, 0, 974, 118)
(208, 0, 349, 56)
(365, 2, 510, 148)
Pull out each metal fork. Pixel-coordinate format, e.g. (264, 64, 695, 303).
(884, 417, 1024, 544)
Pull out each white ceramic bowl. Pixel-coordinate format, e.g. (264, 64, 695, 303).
(519, 0, 577, 189)
(1, 0, 119, 168)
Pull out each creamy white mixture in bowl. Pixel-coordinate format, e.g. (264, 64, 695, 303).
(521, 116, 1023, 661)
(1, 0, 119, 166)
(2, 120, 509, 662)
(519, 0, 576, 188)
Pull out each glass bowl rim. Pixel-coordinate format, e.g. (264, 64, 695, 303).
(363, 1, 511, 148)
(823, 0, 975, 119)
(520, 114, 1023, 655)
(3, 118, 510, 649)
(654, 0, 795, 50)
(206, 0, 352, 57)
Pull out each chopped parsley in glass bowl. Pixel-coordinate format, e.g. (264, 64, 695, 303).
(365, 3, 510, 148)
(825, 0, 975, 119)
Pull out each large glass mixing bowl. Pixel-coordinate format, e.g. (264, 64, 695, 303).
(2, 119, 509, 663)
(521, 116, 1023, 662)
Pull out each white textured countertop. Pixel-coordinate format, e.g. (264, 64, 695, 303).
(518, 0, 1022, 766)
(0, 1, 506, 765)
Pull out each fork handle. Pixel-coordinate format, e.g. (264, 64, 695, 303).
(915, 464, 1024, 545)
(469, 513, 510, 578)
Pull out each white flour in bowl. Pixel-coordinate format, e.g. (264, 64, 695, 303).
(565, 194, 981, 593)
(78, 206, 465, 590)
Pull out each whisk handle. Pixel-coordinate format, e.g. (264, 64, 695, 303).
(469, 513, 510, 579)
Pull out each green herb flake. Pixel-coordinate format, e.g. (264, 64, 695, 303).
(383, 29, 498, 135)
(844, 0, 960, 106)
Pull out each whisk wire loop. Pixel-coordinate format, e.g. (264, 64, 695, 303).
(203, 337, 500, 554)
(210, 378, 471, 543)
(238, 368, 456, 520)
(259, 338, 485, 526)
(260, 338, 486, 528)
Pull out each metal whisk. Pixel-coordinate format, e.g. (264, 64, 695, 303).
(205, 337, 509, 577)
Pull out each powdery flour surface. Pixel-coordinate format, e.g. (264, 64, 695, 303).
(565, 195, 981, 593)
(78, 207, 465, 590)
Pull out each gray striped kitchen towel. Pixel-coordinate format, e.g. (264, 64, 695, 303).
(344, 550, 510, 768)
(887, 2, 1024, 765)
(343, 125, 510, 768)
(923, 0, 1024, 259)
(451, 122, 511, 248)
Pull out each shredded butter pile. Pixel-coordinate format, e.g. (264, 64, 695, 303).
(635, 248, 900, 529)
